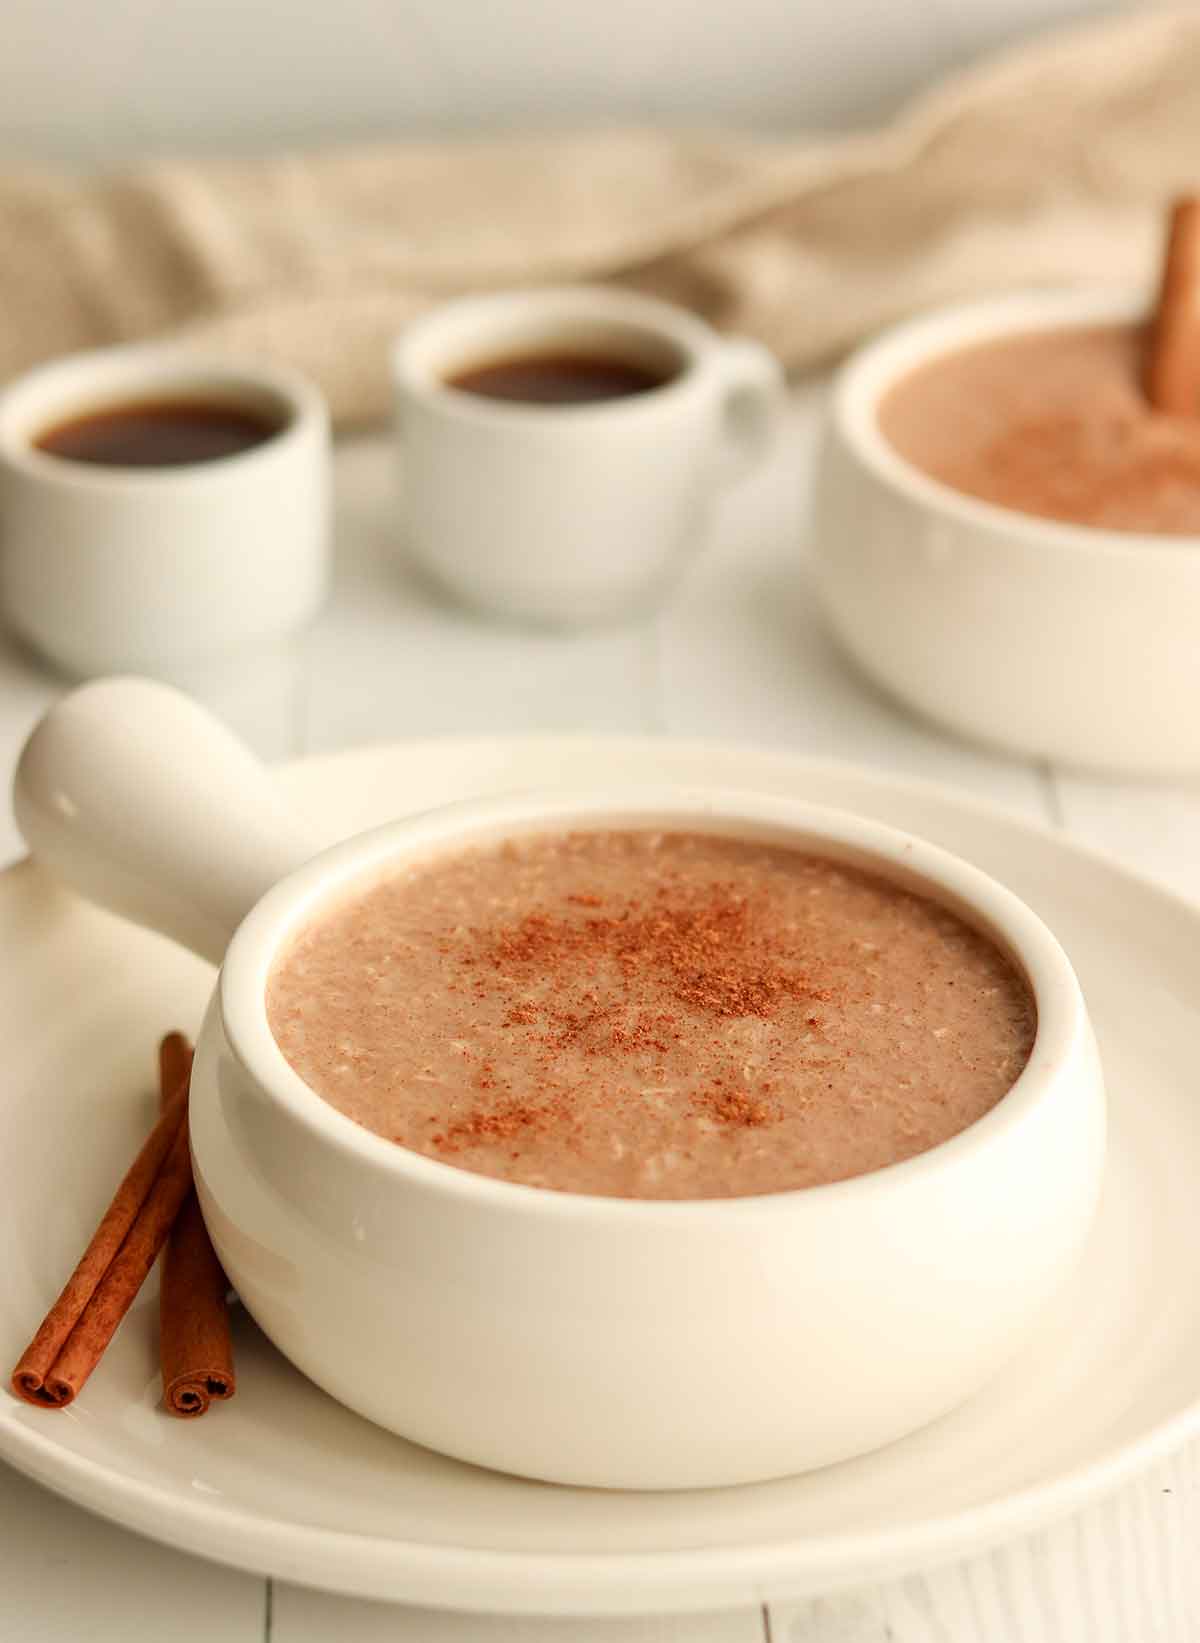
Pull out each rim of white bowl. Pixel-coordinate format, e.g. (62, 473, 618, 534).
(834, 283, 1200, 559)
(218, 785, 1086, 1222)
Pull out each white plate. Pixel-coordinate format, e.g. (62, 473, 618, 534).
(3, 736, 1199, 1617)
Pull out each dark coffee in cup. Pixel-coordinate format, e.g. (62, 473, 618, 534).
(35, 399, 283, 468)
(445, 351, 670, 406)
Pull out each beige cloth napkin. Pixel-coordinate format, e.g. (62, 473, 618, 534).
(4, 8, 1200, 426)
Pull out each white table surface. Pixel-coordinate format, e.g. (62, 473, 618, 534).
(2, 382, 1199, 1641)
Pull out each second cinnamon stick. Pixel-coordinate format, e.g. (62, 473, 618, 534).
(158, 1034, 236, 1416)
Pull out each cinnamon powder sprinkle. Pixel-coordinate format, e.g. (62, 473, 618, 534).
(267, 831, 1037, 1199)
(428, 882, 829, 1157)
(433, 1093, 576, 1155)
(486, 888, 835, 1023)
(693, 1089, 778, 1127)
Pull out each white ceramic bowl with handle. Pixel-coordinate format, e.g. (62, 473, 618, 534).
(13, 678, 1105, 1490)
(812, 287, 1200, 775)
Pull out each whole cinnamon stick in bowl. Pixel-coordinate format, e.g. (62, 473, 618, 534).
(158, 1033, 236, 1417)
(1145, 196, 1200, 416)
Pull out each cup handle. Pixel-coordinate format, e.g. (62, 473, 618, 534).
(714, 337, 787, 483)
(13, 677, 317, 965)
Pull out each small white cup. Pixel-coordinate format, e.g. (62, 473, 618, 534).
(392, 287, 785, 626)
(0, 345, 331, 677)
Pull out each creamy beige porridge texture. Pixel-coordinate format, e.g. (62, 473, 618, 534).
(879, 324, 1200, 534)
(267, 831, 1036, 1200)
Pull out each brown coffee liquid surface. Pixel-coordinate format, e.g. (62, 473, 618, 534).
(446, 352, 668, 405)
(267, 830, 1036, 1200)
(879, 323, 1200, 533)
(35, 399, 281, 468)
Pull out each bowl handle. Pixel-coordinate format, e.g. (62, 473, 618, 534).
(14, 677, 317, 964)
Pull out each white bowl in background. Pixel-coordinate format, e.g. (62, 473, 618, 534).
(812, 288, 1200, 775)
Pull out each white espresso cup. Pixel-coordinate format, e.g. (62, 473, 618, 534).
(0, 345, 331, 677)
(392, 287, 786, 626)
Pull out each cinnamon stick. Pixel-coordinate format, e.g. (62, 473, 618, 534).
(157, 1034, 236, 1416)
(41, 1123, 194, 1406)
(159, 1032, 193, 1117)
(1145, 196, 1200, 416)
(160, 1193, 236, 1415)
(11, 1081, 189, 1407)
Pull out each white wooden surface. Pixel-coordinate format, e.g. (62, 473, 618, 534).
(1, 383, 1199, 1639)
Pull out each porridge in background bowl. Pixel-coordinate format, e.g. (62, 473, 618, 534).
(879, 323, 1200, 534)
